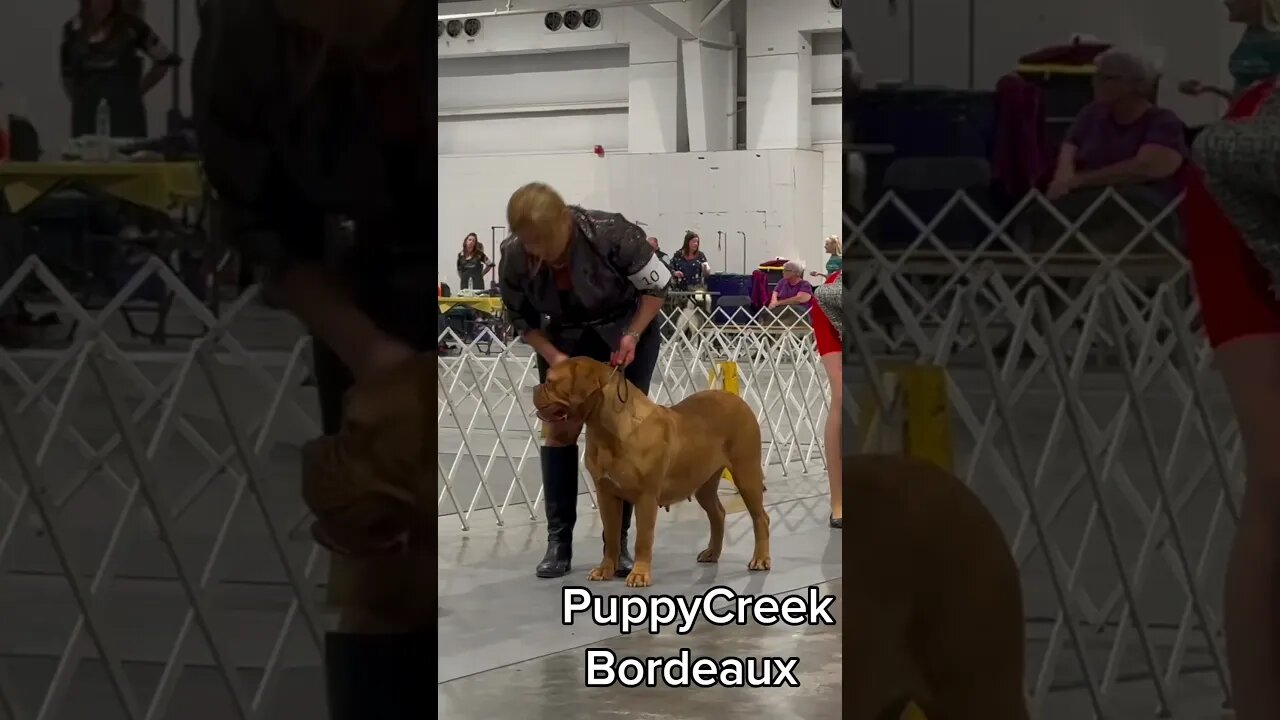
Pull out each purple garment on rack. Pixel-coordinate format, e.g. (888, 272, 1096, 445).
(750, 270, 771, 309)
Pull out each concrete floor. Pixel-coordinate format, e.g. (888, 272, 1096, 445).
(437, 473, 843, 720)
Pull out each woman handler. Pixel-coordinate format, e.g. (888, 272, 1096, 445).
(1185, 77, 1280, 720)
(194, 0, 428, 717)
(499, 183, 670, 579)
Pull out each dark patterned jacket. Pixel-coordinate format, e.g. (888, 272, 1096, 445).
(499, 207, 670, 347)
(192, 0, 428, 273)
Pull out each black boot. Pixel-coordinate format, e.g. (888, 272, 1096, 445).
(611, 501, 634, 578)
(536, 445, 578, 578)
(325, 630, 429, 720)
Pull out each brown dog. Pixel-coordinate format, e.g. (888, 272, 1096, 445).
(300, 353, 434, 633)
(846, 454, 1028, 720)
(533, 357, 770, 587)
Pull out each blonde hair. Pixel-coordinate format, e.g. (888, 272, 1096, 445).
(507, 183, 569, 258)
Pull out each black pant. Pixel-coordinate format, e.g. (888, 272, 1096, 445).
(534, 323, 661, 391)
(309, 249, 434, 720)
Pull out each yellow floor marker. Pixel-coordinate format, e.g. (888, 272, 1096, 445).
(854, 364, 953, 474)
(706, 362, 747, 513)
(899, 364, 953, 473)
(708, 361, 741, 485)
(900, 701, 929, 720)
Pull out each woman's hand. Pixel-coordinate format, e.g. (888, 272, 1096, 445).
(548, 350, 570, 368)
(611, 334, 637, 367)
(674, 271, 684, 279)
(1178, 79, 1205, 96)
(354, 336, 416, 382)
(1046, 175, 1075, 200)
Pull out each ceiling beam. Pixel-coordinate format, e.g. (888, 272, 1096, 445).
(631, 3, 697, 40)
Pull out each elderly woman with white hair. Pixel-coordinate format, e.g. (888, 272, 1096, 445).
(1047, 48, 1188, 204)
(769, 260, 814, 310)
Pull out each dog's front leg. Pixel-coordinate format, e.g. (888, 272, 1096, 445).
(588, 483, 623, 581)
(625, 494, 660, 588)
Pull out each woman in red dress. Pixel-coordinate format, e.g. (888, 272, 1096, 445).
(1185, 76, 1280, 720)
(812, 270, 843, 527)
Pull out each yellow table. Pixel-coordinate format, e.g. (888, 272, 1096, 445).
(0, 161, 203, 214)
(439, 296, 503, 315)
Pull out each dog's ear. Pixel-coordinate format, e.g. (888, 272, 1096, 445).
(301, 435, 418, 556)
(577, 358, 613, 400)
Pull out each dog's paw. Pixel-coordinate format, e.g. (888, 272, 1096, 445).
(696, 548, 720, 563)
(625, 568, 652, 588)
(747, 555, 771, 571)
(587, 564, 616, 581)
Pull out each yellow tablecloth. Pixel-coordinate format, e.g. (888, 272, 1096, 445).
(439, 296, 503, 314)
(0, 161, 203, 214)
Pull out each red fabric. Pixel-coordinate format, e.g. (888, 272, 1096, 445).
(750, 270, 771, 309)
(1185, 80, 1280, 348)
(992, 74, 1051, 197)
(813, 271, 841, 357)
(1019, 43, 1110, 66)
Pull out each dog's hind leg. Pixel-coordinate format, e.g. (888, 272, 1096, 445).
(693, 473, 726, 563)
(726, 456, 771, 571)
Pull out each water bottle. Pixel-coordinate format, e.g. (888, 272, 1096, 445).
(95, 98, 111, 137)
(93, 98, 111, 161)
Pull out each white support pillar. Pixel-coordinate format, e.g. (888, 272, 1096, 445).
(627, 10, 681, 153)
(745, 32, 812, 150)
(743, 0, 816, 150)
(682, 39, 708, 151)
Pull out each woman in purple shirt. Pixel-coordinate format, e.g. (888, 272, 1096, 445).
(1047, 48, 1188, 204)
(769, 261, 814, 309)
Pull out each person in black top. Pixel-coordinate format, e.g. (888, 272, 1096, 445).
(670, 231, 711, 290)
(60, 0, 180, 138)
(456, 233, 493, 291)
(499, 182, 671, 579)
(193, 0, 427, 718)
(647, 236, 670, 266)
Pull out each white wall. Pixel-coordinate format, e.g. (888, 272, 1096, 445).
(438, 150, 826, 286)
(0, 0, 201, 154)
(439, 0, 843, 286)
(848, 0, 1241, 125)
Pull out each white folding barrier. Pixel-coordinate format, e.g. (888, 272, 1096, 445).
(0, 175, 1235, 716)
(847, 187, 1236, 717)
(0, 255, 323, 720)
(436, 302, 832, 529)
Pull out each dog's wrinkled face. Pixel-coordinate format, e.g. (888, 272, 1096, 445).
(532, 357, 613, 423)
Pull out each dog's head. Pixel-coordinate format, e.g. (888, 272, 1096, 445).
(532, 356, 616, 423)
(301, 354, 432, 556)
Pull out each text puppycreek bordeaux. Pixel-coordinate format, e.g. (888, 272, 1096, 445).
(561, 585, 837, 689)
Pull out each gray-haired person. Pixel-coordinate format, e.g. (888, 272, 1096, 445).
(768, 260, 814, 310)
(1047, 48, 1187, 204)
